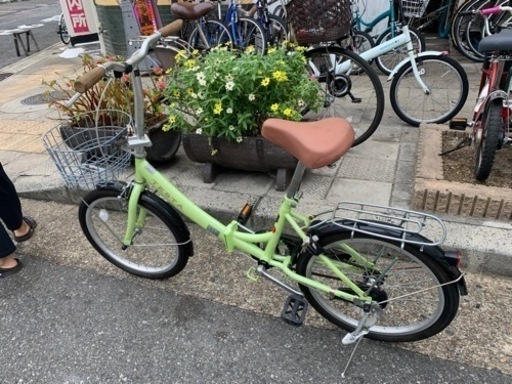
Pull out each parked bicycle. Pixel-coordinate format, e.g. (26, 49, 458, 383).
(57, 13, 70, 45)
(171, 1, 233, 51)
(214, 0, 267, 54)
(65, 18, 467, 378)
(351, 0, 426, 75)
(347, 0, 469, 127)
(244, 0, 288, 46)
(405, 0, 458, 38)
(448, 4, 512, 181)
(451, 0, 512, 62)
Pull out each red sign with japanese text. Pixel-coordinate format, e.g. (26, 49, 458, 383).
(65, 0, 90, 34)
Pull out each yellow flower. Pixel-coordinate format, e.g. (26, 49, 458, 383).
(245, 45, 255, 53)
(271, 103, 279, 112)
(283, 108, 294, 117)
(261, 77, 270, 87)
(213, 101, 223, 115)
(272, 70, 288, 82)
(184, 59, 196, 68)
(168, 115, 177, 124)
(268, 47, 276, 54)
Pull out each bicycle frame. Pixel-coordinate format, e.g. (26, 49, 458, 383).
(124, 44, 372, 302)
(339, 25, 431, 90)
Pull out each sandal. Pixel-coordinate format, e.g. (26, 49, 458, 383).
(13, 216, 37, 243)
(0, 258, 23, 278)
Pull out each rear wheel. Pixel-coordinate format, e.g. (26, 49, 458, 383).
(188, 20, 232, 51)
(265, 14, 287, 47)
(303, 45, 384, 146)
(230, 17, 266, 54)
(295, 232, 460, 342)
(58, 13, 70, 45)
(475, 99, 504, 181)
(390, 55, 469, 126)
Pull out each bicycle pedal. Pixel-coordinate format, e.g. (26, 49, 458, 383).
(281, 294, 308, 326)
(449, 117, 468, 131)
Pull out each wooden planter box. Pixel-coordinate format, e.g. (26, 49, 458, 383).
(182, 134, 298, 191)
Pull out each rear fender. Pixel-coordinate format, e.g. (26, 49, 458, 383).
(307, 220, 465, 289)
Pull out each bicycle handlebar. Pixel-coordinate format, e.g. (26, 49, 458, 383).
(459, 5, 512, 17)
(73, 19, 183, 94)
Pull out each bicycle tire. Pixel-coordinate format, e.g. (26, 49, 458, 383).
(475, 99, 503, 181)
(375, 26, 426, 76)
(265, 14, 288, 47)
(188, 19, 232, 51)
(58, 13, 70, 45)
(295, 232, 460, 342)
(230, 17, 266, 54)
(79, 189, 190, 279)
(450, 0, 494, 61)
(390, 54, 469, 127)
(449, 0, 483, 48)
(303, 45, 385, 147)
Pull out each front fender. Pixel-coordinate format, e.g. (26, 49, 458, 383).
(94, 181, 194, 258)
(387, 50, 445, 80)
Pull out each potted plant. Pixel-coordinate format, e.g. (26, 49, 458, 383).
(42, 54, 181, 164)
(162, 43, 322, 189)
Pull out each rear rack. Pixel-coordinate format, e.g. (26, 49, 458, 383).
(309, 202, 446, 247)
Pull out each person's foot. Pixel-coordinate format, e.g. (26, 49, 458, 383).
(0, 256, 23, 278)
(13, 216, 37, 242)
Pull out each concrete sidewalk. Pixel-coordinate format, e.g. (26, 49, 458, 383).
(0, 40, 511, 277)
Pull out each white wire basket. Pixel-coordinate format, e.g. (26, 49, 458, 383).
(42, 110, 132, 190)
(401, 0, 431, 18)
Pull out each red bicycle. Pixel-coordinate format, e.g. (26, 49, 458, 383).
(449, 4, 512, 181)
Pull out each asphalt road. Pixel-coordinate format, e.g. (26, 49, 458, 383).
(0, 0, 62, 69)
(1, 251, 511, 384)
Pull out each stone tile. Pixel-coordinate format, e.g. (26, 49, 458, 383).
(326, 178, 392, 206)
(338, 157, 395, 183)
(345, 140, 399, 161)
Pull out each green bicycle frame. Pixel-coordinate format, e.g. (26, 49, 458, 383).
(123, 155, 374, 303)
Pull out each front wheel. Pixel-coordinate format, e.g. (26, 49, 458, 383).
(390, 55, 469, 127)
(474, 99, 504, 181)
(295, 232, 460, 342)
(79, 189, 190, 279)
(303, 45, 385, 146)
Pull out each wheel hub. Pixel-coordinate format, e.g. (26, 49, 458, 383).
(329, 74, 351, 97)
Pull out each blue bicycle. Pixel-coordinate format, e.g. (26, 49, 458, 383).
(215, 0, 267, 54)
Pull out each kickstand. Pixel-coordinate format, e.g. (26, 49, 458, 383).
(439, 136, 472, 156)
(340, 304, 382, 379)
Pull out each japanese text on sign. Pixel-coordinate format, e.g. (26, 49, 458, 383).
(65, 0, 90, 33)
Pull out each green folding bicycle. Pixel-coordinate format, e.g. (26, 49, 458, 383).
(71, 19, 467, 374)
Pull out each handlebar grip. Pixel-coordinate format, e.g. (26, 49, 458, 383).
(481, 6, 501, 15)
(158, 19, 183, 38)
(74, 66, 107, 93)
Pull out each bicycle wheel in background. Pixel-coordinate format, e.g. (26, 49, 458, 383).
(389, 54, 469, 127)
(375, 26, 426, 75)
(339, 30, 375, 63)
(295, 232, 460, 342)
(474, 99, 504, 181)
(79, 189, 190, 279)
(230, 17, 267, 54)
(188, 19, 232, 51)
(303, 45, 385, 147)
(450, 0, 485, 49)
(265, 14, 288, 46)
(58, 13, 70, 45)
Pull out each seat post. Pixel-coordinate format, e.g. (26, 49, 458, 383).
(285, 162, 307, 199)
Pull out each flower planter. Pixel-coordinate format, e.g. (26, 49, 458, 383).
(182, 134, 297, 191)
(145, 123, 181, 164)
